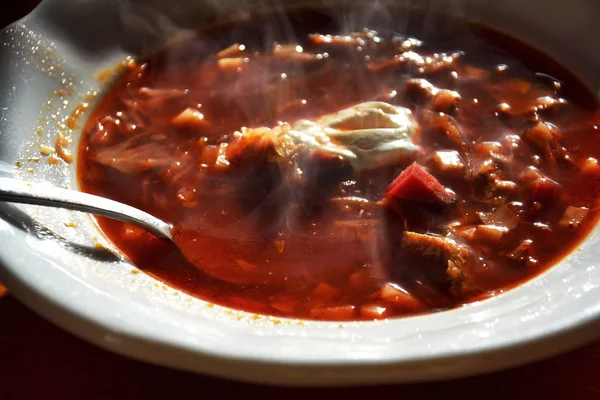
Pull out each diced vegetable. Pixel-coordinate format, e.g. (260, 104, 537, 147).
(360, 304, 390, 319)
(386, 162, 455, 205)
(582, 157, 600, 178)
(506, 239, 534, 265)
(308, 33, 365, 46)
(270, 299, 296, 314)
(171, 108, 207, 129)
(524, 121, 560, 149)
(348, 268, 382, 293)
(313, 282, 341, 300)
(456, 226, 477, 241)
(529, 178, 561, 206)
(236, 259, 258, 271)
(380, 283, 422, 309)
(217, 57, 249, 72)
(431, 89, 461, 114)
(530, 96, 567, 116)
(309, 305, 356, 320)
(471, 158, 517, 204)
(433, 150, 465, 178)
(478, 205, 519, 230)
(272, 44, 322, 62)
(558, 206, 589, 229)
(475, 141, 503, 156)
(518, 166, 544, 184)
(522, 122, 571, 166)
(138, 87, 187, 99)
(216, 43, 246, 59)
(431, 150, 465, 178)
(496, 102, 512, 118)
(39, 144, 54, 156)
(55, 133, 73, 164)
(473, 224, 509, 243)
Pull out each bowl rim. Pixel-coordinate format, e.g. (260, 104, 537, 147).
(1, 0, 600, 387)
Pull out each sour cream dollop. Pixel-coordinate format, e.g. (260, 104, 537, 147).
(286, 101, 419, 170)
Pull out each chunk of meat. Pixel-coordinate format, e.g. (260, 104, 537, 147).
(471, 158, 517, 205)
(558, 206, 589, 229)
(385, 162, 455, 205)
(293, 150, 354, 215)
(400, 232, 472, 295)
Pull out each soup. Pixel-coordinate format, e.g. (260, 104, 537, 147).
(78, 8, 600, 321)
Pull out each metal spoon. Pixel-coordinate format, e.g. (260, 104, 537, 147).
(0, 177, 327, 286)
(0, 177, 173, 240)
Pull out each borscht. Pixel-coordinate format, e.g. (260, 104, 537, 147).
(77, 9, 600, 321)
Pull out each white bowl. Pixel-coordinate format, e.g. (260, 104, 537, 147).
(1, 0, 599, 387)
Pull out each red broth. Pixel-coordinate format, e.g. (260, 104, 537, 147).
(78, 9, 600, 321)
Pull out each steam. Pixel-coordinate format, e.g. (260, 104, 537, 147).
(107, 0, 488, 286)
(117, 2, 196, 55)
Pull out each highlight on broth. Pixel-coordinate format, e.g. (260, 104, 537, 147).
(78, 10, 600, 321)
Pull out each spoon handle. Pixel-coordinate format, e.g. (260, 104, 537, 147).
(0, 177, 173, 240)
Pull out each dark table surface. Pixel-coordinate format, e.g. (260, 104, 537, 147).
(1, 2, 600, 399)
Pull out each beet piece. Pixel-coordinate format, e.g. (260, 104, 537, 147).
(529, 177, 561, 206)
(386, 162, 455, 205)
